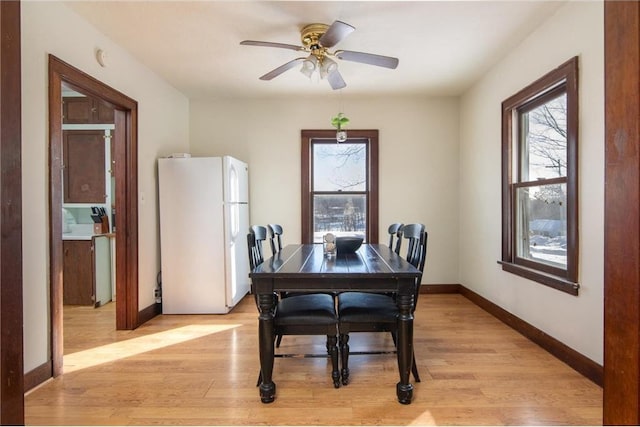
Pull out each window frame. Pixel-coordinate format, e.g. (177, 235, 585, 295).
(301, 129, 379, 244)
(500, 56, 579, 296)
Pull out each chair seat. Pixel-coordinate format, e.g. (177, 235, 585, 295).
(338, 292, 398, 323)
(276, 294, 337, 326)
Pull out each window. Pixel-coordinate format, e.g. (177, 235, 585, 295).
(500, 57, 579, 295)
(301, 130, 378, 243)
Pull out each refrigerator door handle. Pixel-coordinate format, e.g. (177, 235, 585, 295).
(228, 163, 239, 203)
(230, 203, 239, 239)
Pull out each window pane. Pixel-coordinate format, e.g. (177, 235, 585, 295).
(313, 143, 366, 191)
(520, 93, 567, 181)
(313, 194, 366, 243)
(515, 183, 567, 269)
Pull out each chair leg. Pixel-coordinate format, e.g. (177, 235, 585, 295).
(256, 370, 262, 387)
(275, 334, 283, 348)
(392, 332, 420, 382)
(411, 350, 421, 382)
(326, 335, 340, 388)
(339, 333, 350, 385)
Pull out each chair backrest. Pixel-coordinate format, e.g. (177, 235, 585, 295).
(248, 225, 268, 270)
(387, 223, 404, 254)
(267, 224, 283, 255)
(401, 223, 428, 309)
(402, 223, 427, 273)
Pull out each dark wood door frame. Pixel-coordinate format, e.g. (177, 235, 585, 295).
(0, 1, 24, 424)
(603, 1, 640, 424)
(48, 55, 139, 376)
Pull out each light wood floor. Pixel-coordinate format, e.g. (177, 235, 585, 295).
(25, 294, 602, 425)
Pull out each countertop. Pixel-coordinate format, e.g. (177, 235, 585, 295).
(62, 234, 93, 241)
(62, 224, 114, 241)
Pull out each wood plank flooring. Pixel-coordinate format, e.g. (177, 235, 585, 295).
(25, 294, 602, 425)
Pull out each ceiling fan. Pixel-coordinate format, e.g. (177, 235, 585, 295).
(240, 20, 399, 90)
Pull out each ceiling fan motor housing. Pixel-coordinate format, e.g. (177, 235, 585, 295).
(301, 23, 330, 59)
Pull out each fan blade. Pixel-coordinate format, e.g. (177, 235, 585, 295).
(319, 21, 355, 48)
(335, 50, 399, 69)
(327, 70, 347, 90)
(259, 58, 305, 80)
(240, 40, 303, 52)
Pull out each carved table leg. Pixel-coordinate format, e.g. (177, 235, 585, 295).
(257, 291, 276, 403)
(327, 334, 340, 388)
(396, 284, 414, 404)
(339, 333, 350, 385)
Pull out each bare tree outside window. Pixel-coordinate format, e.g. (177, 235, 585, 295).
(519, 93, 568, 268)
(523, 94, 568, 180)
(314, 143, 366, 191)
(312, 142, 367, 241)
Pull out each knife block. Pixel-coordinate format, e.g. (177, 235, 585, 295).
(93, 216, 110, 234)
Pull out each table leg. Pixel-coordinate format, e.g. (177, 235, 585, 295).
(257, 292, 276, 403)
(396, 286, 414, 404)
(339, 333, 350, 385)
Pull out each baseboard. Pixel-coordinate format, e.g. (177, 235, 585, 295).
(420, 284, 461, 294)
(422, 283, 603, 387)
(138, 302, 162, 326)
(24, 360, 51, 392)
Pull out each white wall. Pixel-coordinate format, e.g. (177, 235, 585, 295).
(459, 1, 604, 363)
(189, 96, 460, 285)
(21, 2, 189, 373)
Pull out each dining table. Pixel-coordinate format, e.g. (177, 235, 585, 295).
(249, 242, 422, 404)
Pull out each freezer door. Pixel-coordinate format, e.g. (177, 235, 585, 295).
(223, 156, 249, 203)
(158, 157, 228, 314)
(224, 202, 251, 307)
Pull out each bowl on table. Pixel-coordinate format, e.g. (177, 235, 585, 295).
(336, 236, 364, 254)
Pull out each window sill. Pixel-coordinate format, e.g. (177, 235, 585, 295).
(498, 261, 579, 296)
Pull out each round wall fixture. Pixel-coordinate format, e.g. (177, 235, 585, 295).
(96, 49, 108, 67)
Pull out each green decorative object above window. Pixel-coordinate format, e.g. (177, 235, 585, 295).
(331, 112, 349, 142)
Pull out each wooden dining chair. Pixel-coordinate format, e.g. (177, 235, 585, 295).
(267, 223, 339, 348)
(247, 226, 341, 389)
(337, 223, 427, 386)
(267, 223, 287, 346)
(387, 223, 404, 254)
(248, 225, 268, 270)
(267, 224, 283, 255)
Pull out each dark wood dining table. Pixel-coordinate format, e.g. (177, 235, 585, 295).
(249, 243, 422, 404)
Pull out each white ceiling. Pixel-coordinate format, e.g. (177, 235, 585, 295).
(64, 1, 565, 99)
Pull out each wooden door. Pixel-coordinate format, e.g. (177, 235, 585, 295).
(63, 130, 106, 203)
(95, 99, 115, 124)
(63, 96, 114, 124)
(62, 240, 94, 305)
(63, 97, 93, 124)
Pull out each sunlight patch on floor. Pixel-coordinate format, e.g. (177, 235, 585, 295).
(409, 410, 437, 425)
(63, 323, 240, 373)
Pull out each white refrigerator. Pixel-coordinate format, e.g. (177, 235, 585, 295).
(158, 156, 251, 314)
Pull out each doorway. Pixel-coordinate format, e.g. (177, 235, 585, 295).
(48, 55, 140, 377)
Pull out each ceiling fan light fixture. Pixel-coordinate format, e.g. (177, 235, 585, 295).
(320, 57, 338, 79)
(300, 55, 318, 78)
